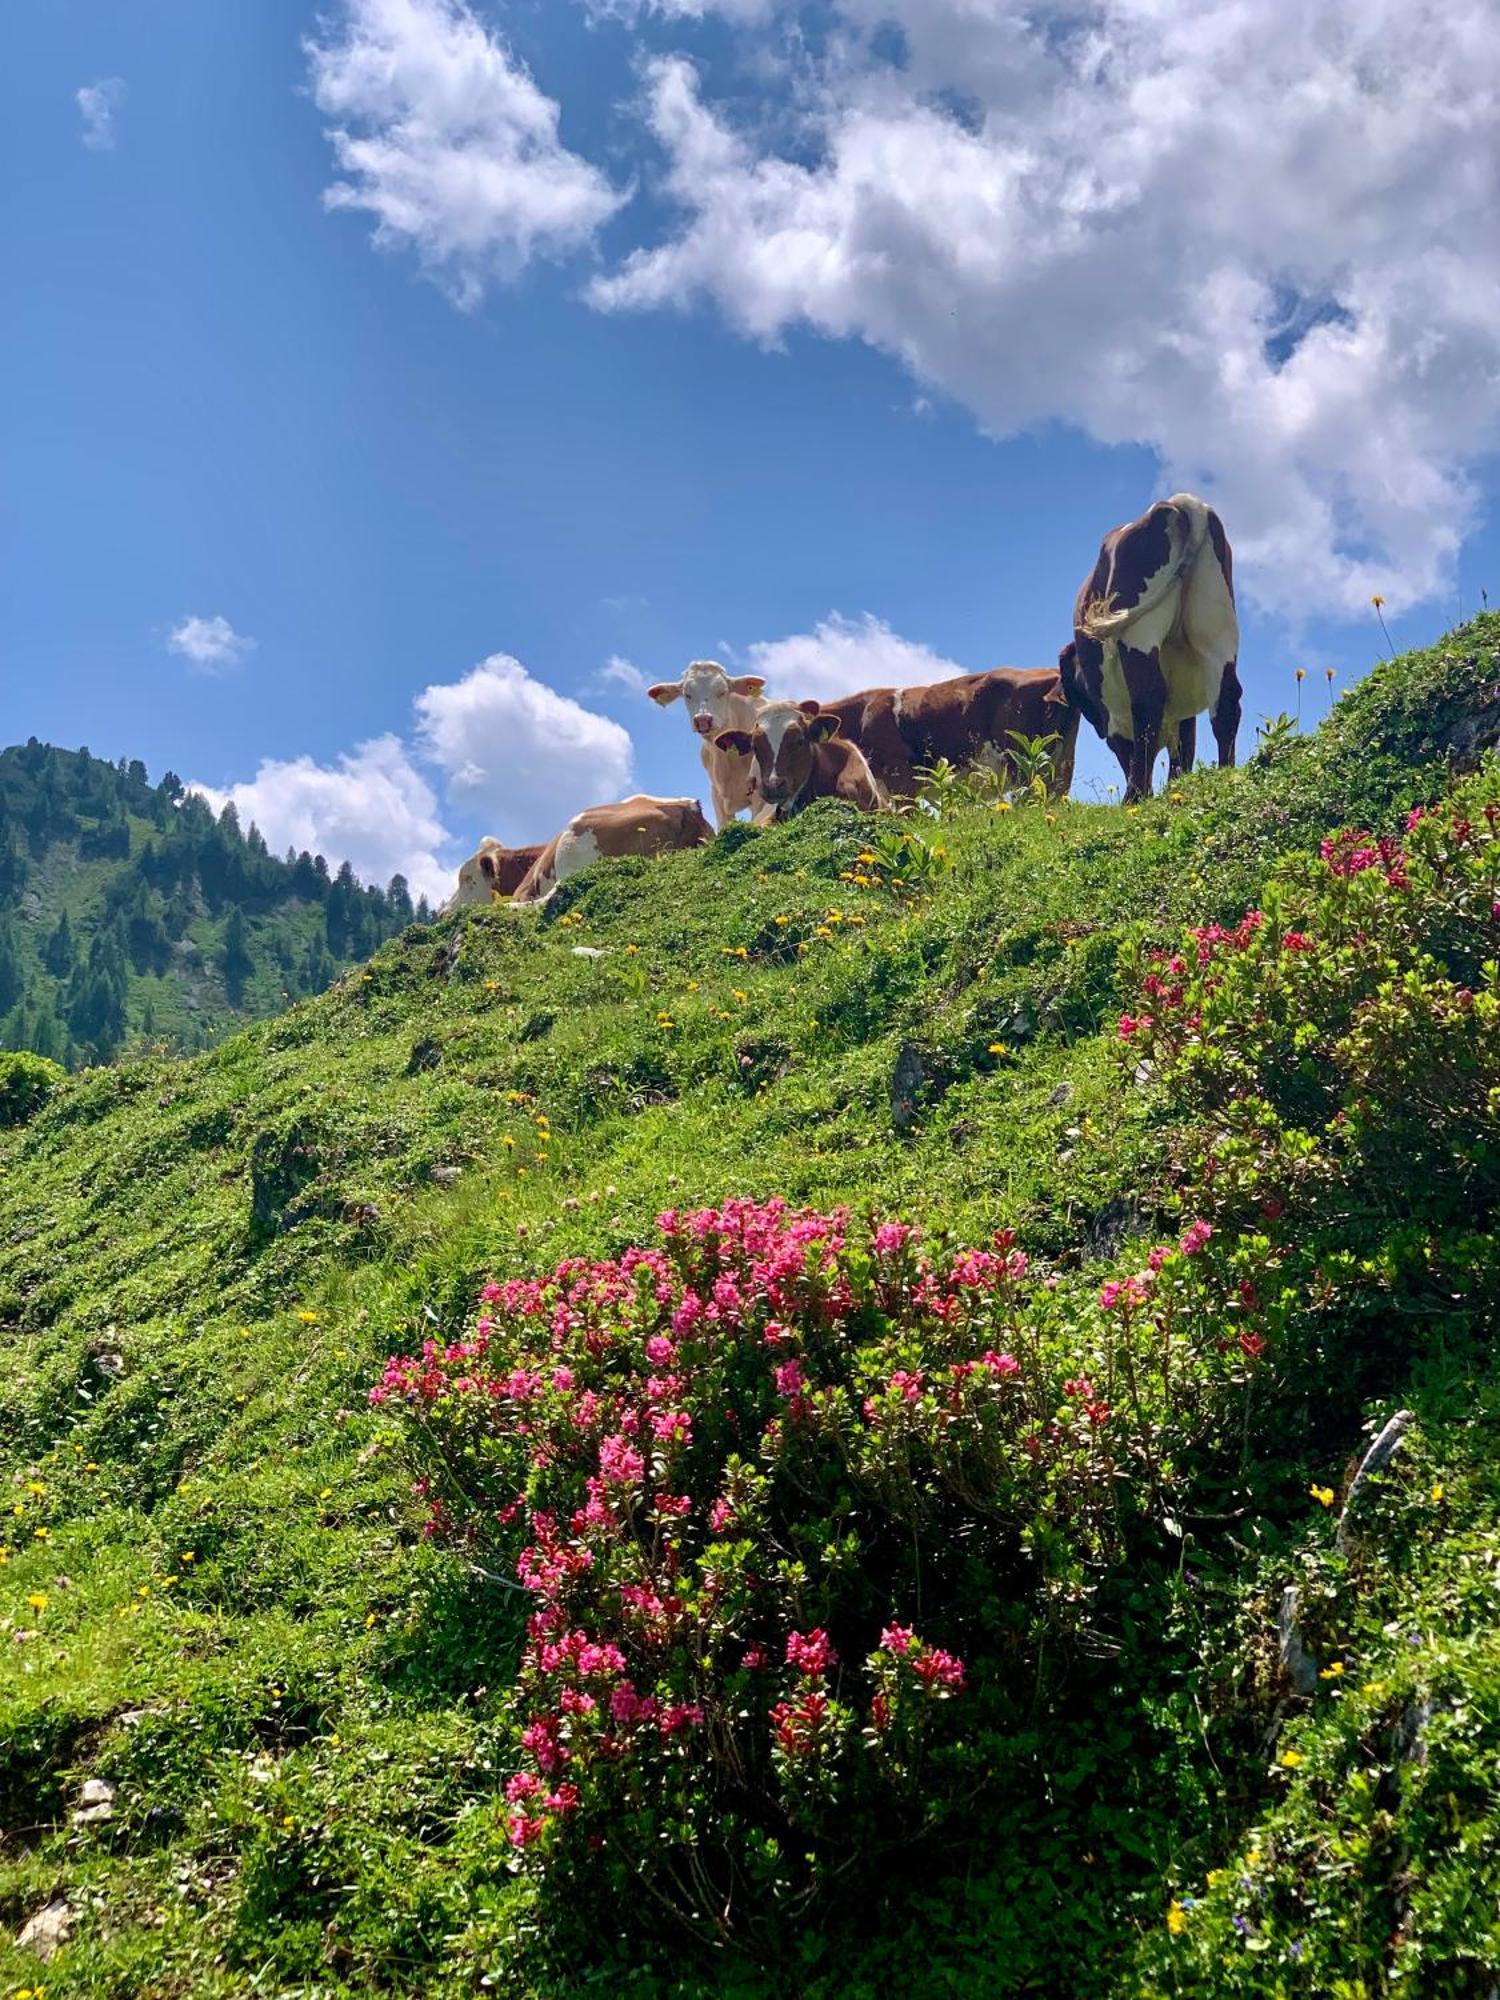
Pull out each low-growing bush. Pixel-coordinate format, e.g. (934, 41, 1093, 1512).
(374, 1198, 1266, 1946)
(0, 1048, 66, 1126)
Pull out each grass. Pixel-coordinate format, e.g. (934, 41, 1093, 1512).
(2, 614, 1499, 1997)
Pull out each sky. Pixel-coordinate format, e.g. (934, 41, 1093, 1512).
(3, 0, 1498, 906)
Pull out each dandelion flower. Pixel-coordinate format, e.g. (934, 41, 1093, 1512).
(1278, 1748, 1303, 1769)
(1166, 1900, 1188, 1935)
(1310, 1485, 1335, 1508)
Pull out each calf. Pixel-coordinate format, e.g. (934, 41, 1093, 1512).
(511, 795, 713, 905)
(1062, 492, 1242, 801)
(645, 660, 768, 828)
(822, 667, 1077, 799)
(444, 837, 546, 912)
(714, 701, 886, 822)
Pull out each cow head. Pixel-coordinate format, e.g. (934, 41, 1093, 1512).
(448, 838, 505, 909)
(647, 660, 766, 738)
(1056, 641, 1108, 737)
(716, 700, 840, 814)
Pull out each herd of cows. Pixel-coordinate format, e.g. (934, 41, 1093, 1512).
(446, 491, 1244, 911)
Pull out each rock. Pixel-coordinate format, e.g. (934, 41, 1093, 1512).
(72, 1777, 116, 1826)
(1048, 1082, 1073, 1108)
(17, 1898, 73, 1958)
(1276, 1585, 1319, 1697)
(430, 1165, 461, 1186)
(571, 946, 610, 959)
(1336, 1409, 1416, 1555)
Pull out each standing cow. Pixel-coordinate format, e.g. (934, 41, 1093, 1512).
(645, 661, 768, 828)
(821, 667, 1077, 800)
(511, 795, 713, 905)
(714, 702, 886, 821)
(1061, 493, 1242, 802)
(444, 837, 547, 912)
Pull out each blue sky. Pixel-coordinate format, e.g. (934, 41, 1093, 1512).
(4, 0, 1498, 902)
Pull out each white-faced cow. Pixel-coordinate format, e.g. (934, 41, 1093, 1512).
(714, 702, 887, 822)
(1061, 492, 1242, 802)
(645, 661, 768, 828)
(820, 667, 1078, 800)
(511, 796, 714, 906)
(444, 837, 547, 913)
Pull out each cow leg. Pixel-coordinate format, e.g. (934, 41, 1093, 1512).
(1211, 662, 1243, 768)
(1119, 644, 1166, 801)
(1169, 715, 1197, 780)
(1106, 735, 1134, 793)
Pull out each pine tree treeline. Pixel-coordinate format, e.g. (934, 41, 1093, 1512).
(0, 739, 430, 1068)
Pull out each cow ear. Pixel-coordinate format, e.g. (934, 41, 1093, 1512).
(715, 730, 752, 756)
(726, 674, 766, 696)
(646, 682, 683, 706)
(1058, 642, 1076, 671)
(479, 852, 496, 878)
(1044, 682, 1070, 706)
(797, 699, 823, 718)
(808, 713, 842, 742)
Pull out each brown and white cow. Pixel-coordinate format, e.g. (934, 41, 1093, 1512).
(820, 667, 1078, 800)
(444, 837, 547, 912)
(511, 795, 714, 905)
(1061, 492, 1242, 802)
(645, 660, 768, 828)
(714, 702, 887, 822)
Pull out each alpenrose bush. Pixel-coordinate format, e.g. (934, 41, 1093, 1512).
(1121, 771, 1500, 1242)
(373, 1199, 1267, 1939)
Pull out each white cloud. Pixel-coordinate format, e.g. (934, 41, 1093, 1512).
(415, 652, 635, 841)
(747, 611, 964, 701)
(168, 614, 255, 673)
(191, 736, 454, 906)
(76, 78, 125, 151)
(591, 3, 1500, 617)
(308, 0, 626, 307)
(598, 653, 649, 694)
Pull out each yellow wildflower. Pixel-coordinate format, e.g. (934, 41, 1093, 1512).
(1166, 1900, 1188, 1935)
(1278, 1748, 1303, 1769)
(774, 915, 790, 927)
(27, 1592, 48, 1613)
(1310, 1485, 1335, 1508)
(1319, 1662, 1345, 1679)
(995, 800, 1013, 813)
(1430, 1482, 1444, 1502)
(296, 1310, 319, 1326)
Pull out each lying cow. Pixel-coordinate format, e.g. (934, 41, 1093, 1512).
(511, 795, 713, 905)
(445, 837, 547, 912)
(645, 660, 768, 828)
(819, 667, 1077, 799)
(714, 701, 886, 822)
(1062, 491, 1242, 802)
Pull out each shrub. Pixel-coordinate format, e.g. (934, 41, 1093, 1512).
(374, 1199, 1265, 1945)
(0, 1048, 65, 1126)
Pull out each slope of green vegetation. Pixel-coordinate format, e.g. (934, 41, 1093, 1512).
(0, 741, 425, 1068)
(2, 617, 1499, 1998)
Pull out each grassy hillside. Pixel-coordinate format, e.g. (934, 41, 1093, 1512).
(2, 618, 1499, 1998)
(0, 742, 423, 1068)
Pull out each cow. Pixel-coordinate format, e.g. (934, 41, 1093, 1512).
(511, 795, 714, 905)
(714, 701, 887, 822)
(444, 837, 547, 912)
(1061, 492, 1242, 802)
(818, 667, 1078, 800)
(645, 661, 768, 828)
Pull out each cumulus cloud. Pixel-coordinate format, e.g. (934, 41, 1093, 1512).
(747, 612, 964, 702)
(168, 613, 255, 673)
(191, 736, 454, 907)
(76, 78, 125, 151)
(591, 1, 1500, 617)
(415, 652, 634, 841)
(597, 653, 650, 694)
(308, 0, 626, 306)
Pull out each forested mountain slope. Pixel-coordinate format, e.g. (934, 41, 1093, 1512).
(2, 619, 1500, 1999)
(0, 741, 426, 1067)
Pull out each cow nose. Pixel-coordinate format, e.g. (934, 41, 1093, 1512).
(692, 714, 713, 734)
(761, 778, 784, 799)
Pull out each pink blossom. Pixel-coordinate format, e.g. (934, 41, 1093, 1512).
(786, 1628, 838, 1676)
(598, 1433, 645, 1487)
(911, 1647, 966, 1690)
(507, 1813, 547, 1847)
(1179, 1219, 1214, 1256)
(873, 1221, 915, 1256)
(981, 1350, 1020, 1378)
(773, 1359, 806, 1398)
(644, 1335, 676, 1367)
(880, 1623, 917, 1654)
